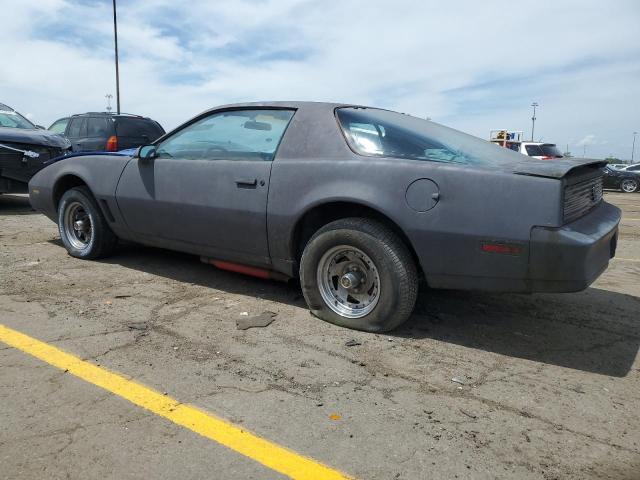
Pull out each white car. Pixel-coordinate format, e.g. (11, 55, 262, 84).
(614, 163, 640, 172)
(490, 132, 565, 160)
(517, 142, 564, 160)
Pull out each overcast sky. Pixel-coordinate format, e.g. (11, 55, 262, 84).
(2, 0, 639, 159)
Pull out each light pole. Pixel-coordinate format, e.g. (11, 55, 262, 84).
(633, 132, 638, 163)
(530, 102, 538, 141)
(112, 0, 121, 114)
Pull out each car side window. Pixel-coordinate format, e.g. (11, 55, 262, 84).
(628, 166, 640, 171)
(87, 117, 110, 137)
(155, 109, 295, 161)
(49, 118, 69, 134)
(67, 118, 87, 138)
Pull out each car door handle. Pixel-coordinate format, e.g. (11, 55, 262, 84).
(235, 178, 257, 188)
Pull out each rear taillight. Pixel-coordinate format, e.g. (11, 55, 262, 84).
(541, 156, 554, 160)
(106, 135, 118, 152)
(481, 242, 523, 255)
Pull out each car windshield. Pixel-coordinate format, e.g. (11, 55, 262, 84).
(336, 108, 524, 167)
(0, 108, 35, 129)
(525, 144, 563, 157)
(541, 144, 563, 157)
(48, 118, 69, 134)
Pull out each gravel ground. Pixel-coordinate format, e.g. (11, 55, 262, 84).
(1, 192, 639, 480)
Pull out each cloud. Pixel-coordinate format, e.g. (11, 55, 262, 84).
(577, 134, 596, 147)
(1, 0, 639, 159)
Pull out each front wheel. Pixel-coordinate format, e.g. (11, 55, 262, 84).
(58, 186, 117, 259)
(621, 178, 639, 193)
(300, 218, 418, 332)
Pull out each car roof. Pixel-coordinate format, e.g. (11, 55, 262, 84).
(69, 112, 156, 120)
(216, 101, 352, 109)
(194, 101, 362, 116)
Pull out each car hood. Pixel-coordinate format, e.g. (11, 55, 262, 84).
(0, 126, 70, 149)
(510, 158, 607, 179)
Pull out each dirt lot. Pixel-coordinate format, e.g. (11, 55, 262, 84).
(1, 192, 639, 480)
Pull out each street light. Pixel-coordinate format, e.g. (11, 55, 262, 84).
(530, 102, 538, 141)
(112, 0, 121, 114)
(633, 132, 638, 163)
(105, 94, 113, 112)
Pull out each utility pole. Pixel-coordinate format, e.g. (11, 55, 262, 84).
(112, 0, 121, 114)
(530, 102, 538, 141)
(105, 94, 113, 112)
(633, 132, 638, 163)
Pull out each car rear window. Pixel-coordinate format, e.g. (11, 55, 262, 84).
(115, 118, 164, 141)
(87, 117, 111, 137)
(336, 107, 523, 167)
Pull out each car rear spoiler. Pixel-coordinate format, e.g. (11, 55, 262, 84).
(511, 158, 607, 179)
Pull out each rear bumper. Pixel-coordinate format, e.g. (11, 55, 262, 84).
(527, 201, 620, 292)
(424, 201, 620, 293)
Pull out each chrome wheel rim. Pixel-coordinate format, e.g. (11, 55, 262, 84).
(622, 179, 637, 192)
(63, 201, 92, 250)
(317, 245, 380, 319)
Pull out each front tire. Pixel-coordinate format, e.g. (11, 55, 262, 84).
(621, 178, 638, 193)
(300, 218, 418, 332)
(58, 186, 117, 259)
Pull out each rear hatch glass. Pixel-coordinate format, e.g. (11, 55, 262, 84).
(115, 118, 164, 142)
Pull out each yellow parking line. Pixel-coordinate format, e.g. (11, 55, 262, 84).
(0, 324, 352, 480)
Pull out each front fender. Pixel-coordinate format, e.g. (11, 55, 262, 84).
(29, 154, 133, 223)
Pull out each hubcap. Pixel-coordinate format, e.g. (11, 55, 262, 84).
(622, 179, 637, 192)
(317, 245, 380, 319)
(63, 201, 92, 250)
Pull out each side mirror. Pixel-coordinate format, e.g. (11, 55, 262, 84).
(137, 145, 157, 162)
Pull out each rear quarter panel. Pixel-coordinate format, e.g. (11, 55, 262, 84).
(268, 156, 562, 287)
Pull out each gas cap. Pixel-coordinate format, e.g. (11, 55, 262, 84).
(405, 178, 440, 212)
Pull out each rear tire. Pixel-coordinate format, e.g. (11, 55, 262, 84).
(621, 178, 638, 193)
(58, 186, 117, 259)
(300, 218, 418, 332)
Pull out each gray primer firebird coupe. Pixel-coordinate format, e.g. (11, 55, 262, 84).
(29, 102, 621, 332)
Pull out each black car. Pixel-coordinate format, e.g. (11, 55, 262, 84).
(603, 164, 639, 193)
(1, 103, 71, 194)
(49, 112, 165, 153)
